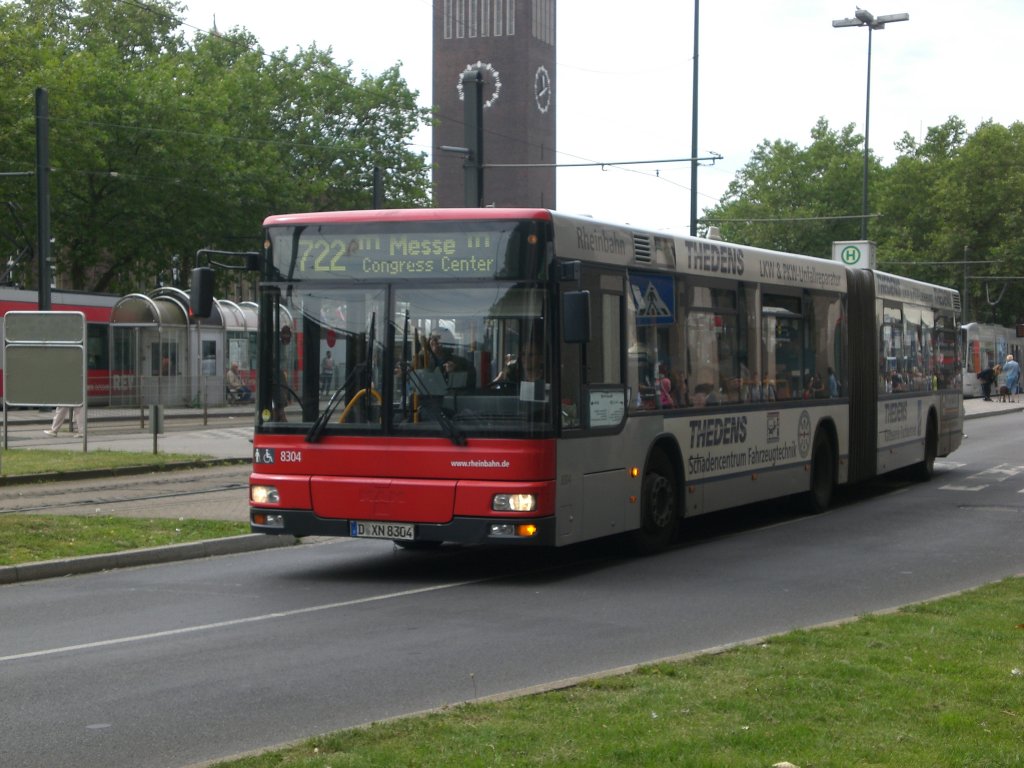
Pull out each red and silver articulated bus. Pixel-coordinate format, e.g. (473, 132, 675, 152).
(247, 208, 963, 552)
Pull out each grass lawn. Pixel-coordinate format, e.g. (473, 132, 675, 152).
(0, 447, 212, 478)
(0, 448, 248, 565)
(210, 578, 1024, 768)
(0, 515, 249, 565)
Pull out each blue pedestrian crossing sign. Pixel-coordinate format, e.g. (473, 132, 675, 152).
(630, 274, 674, 325)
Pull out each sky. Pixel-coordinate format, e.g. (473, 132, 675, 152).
(179, 0, 1024, 233)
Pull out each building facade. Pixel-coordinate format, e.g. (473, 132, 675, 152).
(432, 0, 556, 208)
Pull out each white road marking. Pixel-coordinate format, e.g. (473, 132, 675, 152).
(0, 579, 487, 663)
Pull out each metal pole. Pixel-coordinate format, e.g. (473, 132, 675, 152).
(372, 166, 383, 209)
(963, 245, 969, 322)
(861, 27, 873, 241)
(689, 0, 699, 237)
(462, 68, 484, 207)
(832, 10, 908, 241)
(34, 87, 51, 310)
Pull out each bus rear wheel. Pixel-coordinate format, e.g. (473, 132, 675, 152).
(911, 414, 938, 481)
(804, 431, 835, 514)
(629, 453, 678, 554)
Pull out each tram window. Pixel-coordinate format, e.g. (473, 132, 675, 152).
(86, 324, 109, 370)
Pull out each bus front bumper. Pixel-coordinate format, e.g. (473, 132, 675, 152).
(250, 508, 557, 547)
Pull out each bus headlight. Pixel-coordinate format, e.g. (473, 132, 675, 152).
(251, 485, 280, 504)
(492, 493, 537, 512)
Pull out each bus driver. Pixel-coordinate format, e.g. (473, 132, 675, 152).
(493, 340, 544, 386)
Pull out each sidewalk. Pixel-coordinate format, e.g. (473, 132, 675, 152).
(1, 404, 255, 460)
(963, 395, 1024, 420)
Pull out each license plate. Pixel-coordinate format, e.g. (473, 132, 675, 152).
(349, 521, 415, 541)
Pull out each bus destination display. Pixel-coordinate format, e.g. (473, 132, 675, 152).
(274, 229, 507, 279)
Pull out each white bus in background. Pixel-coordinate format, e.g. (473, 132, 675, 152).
(961, 322, 1022, 398)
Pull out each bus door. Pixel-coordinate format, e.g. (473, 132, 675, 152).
(557, 267, 634, 545)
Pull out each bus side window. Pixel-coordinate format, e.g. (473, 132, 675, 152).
(684, 284, 738, 410)
(806, 291, 844, 399)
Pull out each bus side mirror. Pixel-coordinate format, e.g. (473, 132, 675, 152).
(190, 267, 215, 318)
(562, 290, 591, 344)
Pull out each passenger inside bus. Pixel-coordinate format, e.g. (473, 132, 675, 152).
(675, 374, 690, 407)
(804, 372, 824, 399)
(656, 363, 675, 407)
(492, 339, 544, 386)
(422, 328, 475, 389)
(691, 382, 719, 406)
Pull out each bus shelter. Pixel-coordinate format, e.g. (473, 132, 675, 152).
(109, 292, 189, 407)
(152, 286, 224, 406)
(220, 299, 258, 383)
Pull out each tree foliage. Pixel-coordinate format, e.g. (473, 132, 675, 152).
(703, 115, 1024, 325)
(0, 0, 431, 294)
(707, 118, 866, 258)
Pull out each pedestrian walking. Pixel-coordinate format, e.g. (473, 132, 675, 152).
(44, 406, 83, 436)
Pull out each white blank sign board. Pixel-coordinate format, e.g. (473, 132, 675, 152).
(3, 311, 86, 407)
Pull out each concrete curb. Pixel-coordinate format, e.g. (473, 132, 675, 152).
(964, 404, 1024, 420)
(0, 533, 298, 585)
(0, 457, 251, 487)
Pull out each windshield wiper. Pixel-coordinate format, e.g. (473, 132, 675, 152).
(308, 312, 379, 443)
(305, 362, 367, 443)
(401, 367, 466, 446)
(422, 400, 466, 446)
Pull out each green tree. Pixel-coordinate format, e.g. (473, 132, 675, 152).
(872, 117, 967, 286)
(702, 118, 867, 258)
(702, 112, 1024, 325)
(877, 118, 1024, 324)
(0, 0, 430, 294)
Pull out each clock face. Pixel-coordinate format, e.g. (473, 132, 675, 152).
(534, 65, 551, 114)
(456, 61, 502, 109)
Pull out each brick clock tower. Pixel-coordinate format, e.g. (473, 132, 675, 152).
(432, 0, 556, 208)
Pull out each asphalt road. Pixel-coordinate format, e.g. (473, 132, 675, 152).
(2, 408, 1023, 768)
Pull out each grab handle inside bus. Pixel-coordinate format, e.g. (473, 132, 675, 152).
(562, 290, 591, 344)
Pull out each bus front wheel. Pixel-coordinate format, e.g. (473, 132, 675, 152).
(629, 453, 678, 554)
(393, 539, 443, 551)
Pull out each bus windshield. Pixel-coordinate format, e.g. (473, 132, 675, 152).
(261, 280, 553, 439)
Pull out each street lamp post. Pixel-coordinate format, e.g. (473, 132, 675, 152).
(832, 9, 908, 240)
